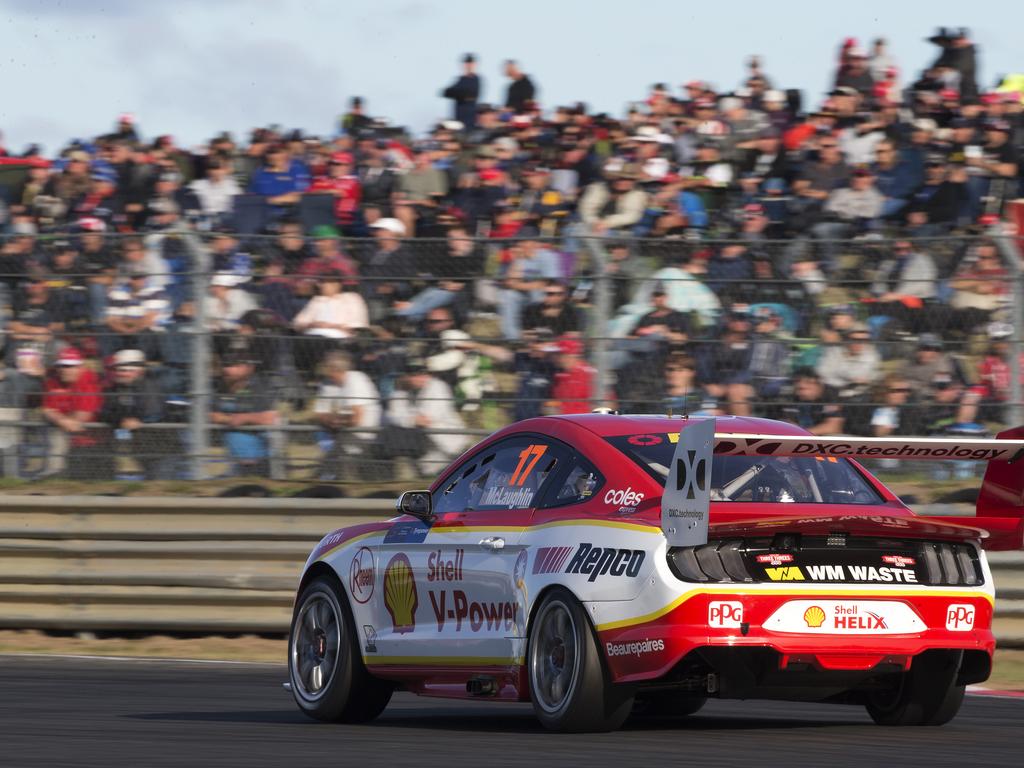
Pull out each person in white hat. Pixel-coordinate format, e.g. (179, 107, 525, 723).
(364, 218, 417, 320)
(202, 272, 257, 333)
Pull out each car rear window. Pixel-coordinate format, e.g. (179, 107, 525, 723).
(606, 433, 883, 505)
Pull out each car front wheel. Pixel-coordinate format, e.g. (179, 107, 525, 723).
(527, 587, 634, 732)
(289, 574, 392, 722)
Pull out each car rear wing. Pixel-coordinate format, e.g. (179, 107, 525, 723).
(661, 421, 1024, 551)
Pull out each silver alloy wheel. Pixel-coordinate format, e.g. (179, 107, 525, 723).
(529, 598, 581, 714)
(290, 589, 342, 702)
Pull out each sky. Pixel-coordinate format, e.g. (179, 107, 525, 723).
(1, 0, 1022, 154)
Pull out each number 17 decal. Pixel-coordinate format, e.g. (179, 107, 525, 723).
(509, 444, 547, 486)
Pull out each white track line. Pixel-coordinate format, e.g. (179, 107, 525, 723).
(0, 652, 282, 666)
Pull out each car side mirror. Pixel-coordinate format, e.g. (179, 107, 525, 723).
(396, 490, 433, 522)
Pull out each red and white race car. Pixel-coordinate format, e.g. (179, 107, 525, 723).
(287, 414, 1024, 731)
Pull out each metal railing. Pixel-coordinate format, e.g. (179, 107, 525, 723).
(0, 229, 1020, 484)
(0, 495, 1021, 641)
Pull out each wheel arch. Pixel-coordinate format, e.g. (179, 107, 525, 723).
(295, 561, 346, 607)
(523, 582, 614, 681)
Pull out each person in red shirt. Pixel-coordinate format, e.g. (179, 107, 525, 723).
(307, 152, 362, 232)
(548, 337, 594, 414)
(972, 322, 1023, 423)
(41, 347, 104, 479)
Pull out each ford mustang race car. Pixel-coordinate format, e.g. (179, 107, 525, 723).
(287, 414, 1024, 731)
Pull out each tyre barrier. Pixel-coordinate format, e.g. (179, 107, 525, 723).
(0, 496, 1022, 645)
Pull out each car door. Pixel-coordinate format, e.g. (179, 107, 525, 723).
(372, 435, 567, 666)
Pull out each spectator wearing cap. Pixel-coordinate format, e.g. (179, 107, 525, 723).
(41, 347, 102, 478)
(202, 272, 257, 336)
(382, 359, 467, 476)
(308, 152, 362, 232)
(103, 264, 172, 358)
(498, 228, 561, 340)
(965, 120, 1019, 218)
(522, 280, 580, 338)
(395, 224, 483, 322)
(578, 164, 649, 236)
(70, 165, 122, 225)
(900, 333, 966, 393)
(816, 324, 881, 397)
(340, 96, 373, 135)
(834, 45, 874, 96)
(210, 353, 278, 477)
(869, 38, 897, 87)
(394, 148, 448, 236)
(613, 249, 721, 335)
(747, 307, 792, 405)
(208, 227, 252, 284)
(927, 28, 978, 102)
(357, 142, 400, 213)
(548, 337, 594, 415)
(903, 155, 968, 232)
(630, 284, 690, 348)
(189, 157, 241, 222)
(504, 59, 536, 114)
(736, 129, 790, 189)
(7, 275, 61, 374)
(442, 53, 481, 129)
(312, 350, 381, 481)
(77, 218, 116, 286)
(44, 149, 92, 214)
(791, 133, 850, 224)
(45, 239, 91, 329)
(364, 218, 417, 320)
(696, 309, 755, 416)
(296, 226, 358, 286)
(97, 349, 178, 480)
(518, 165, 571, 233)
(780, 367, 845, 435)
(973, 323, 1023, 423)
(248, 143, 310, 215)
(811, 166, 885, 272)
(616, 284, 691, 407)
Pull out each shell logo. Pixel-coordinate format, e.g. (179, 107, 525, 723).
(803, 605, 826, 628)
(383, 553, 418, 634)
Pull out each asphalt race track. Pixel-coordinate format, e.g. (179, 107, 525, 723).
(1, 656, 1021, 768)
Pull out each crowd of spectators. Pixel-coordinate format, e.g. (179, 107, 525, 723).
(0, 28, 1022, 480)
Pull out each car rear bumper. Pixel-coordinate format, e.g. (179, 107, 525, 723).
(592, 589, 995, 684)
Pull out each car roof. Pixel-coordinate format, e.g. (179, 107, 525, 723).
(543, 413, 815, 439)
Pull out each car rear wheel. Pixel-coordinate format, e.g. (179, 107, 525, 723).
(527, 588, 634, 732)
(289, 574, 392, 722)
(865, 650, 965, 726)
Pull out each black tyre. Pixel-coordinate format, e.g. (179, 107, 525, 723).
(527, 587, 634, 732)
(866, 650, 965, 726)
(288, 574, 392, 722)
(632, 691, 707, 720)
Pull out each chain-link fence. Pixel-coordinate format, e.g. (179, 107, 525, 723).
(0, 228, 1020, 484)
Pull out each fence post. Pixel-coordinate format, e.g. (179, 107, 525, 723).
(181, 229, 211, 481)
(994, 231, 1023, 427)
(585, 235, 611, 409)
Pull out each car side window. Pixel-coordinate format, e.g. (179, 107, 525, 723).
(544, 459, 604, 508)
(433, 438, 564, 514)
